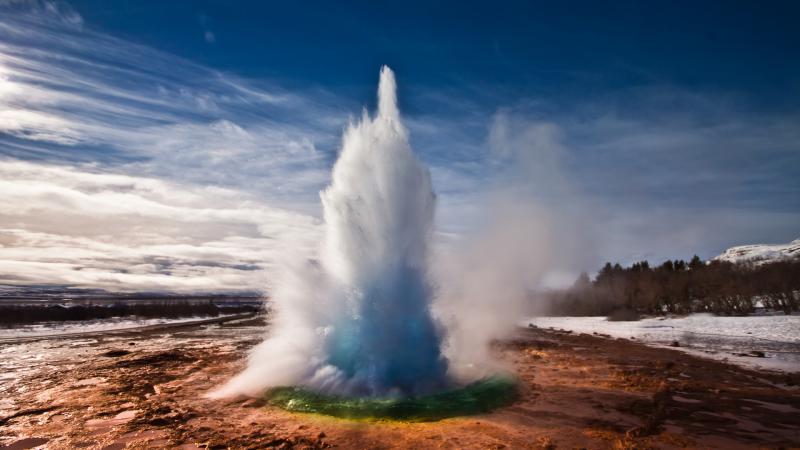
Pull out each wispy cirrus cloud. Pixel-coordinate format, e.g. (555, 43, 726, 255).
(0, 0, 82, 28)
(0, 7, 344, 210)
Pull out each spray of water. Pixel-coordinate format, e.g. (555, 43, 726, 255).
(213, 66, 448, 398)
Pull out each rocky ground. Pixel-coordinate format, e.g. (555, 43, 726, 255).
(1, 317, 799, 449)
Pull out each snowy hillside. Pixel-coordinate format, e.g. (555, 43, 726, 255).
(714, 238, 800, 265)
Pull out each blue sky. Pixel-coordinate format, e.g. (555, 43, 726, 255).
(0, 0, 798, 292)
(70, 1, 799, 97)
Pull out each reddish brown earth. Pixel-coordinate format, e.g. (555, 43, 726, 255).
(1, 318, 799, 449)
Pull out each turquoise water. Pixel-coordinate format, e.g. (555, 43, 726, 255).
(265, 375, 518, 421)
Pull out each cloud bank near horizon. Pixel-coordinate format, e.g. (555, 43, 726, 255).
(0, 160, 322, 292)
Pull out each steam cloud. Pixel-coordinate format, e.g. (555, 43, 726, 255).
(213, 67, 595, 399)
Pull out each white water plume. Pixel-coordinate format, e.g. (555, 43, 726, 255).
(214, 66, 449, 398)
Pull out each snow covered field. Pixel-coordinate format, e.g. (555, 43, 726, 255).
(526, 314, 800, 372)
(0, 315, 231, 339)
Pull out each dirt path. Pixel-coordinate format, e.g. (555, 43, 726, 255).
(1, 322, 798, 449)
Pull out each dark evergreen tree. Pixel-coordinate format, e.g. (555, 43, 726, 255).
(546, 257, 800, 317)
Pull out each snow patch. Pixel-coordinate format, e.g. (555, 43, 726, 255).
(526, 314, 800, 372)
(714, 238, 800, 265)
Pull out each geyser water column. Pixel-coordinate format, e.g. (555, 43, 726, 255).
(319, 66, 447, 396)
(215, 67, 517, 415)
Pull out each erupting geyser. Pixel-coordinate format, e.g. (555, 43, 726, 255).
(215, 66, 451, 399)
(214, 67, 519, 417)
(317, 65, 447, 395)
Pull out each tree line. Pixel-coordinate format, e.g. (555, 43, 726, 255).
(546, 257, 800, 318)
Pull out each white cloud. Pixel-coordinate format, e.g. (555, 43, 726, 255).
(0, 108, 82, 144)
(0, 161, 322, 292)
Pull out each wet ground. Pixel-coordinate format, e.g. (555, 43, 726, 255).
(1, 318, 799, 449)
